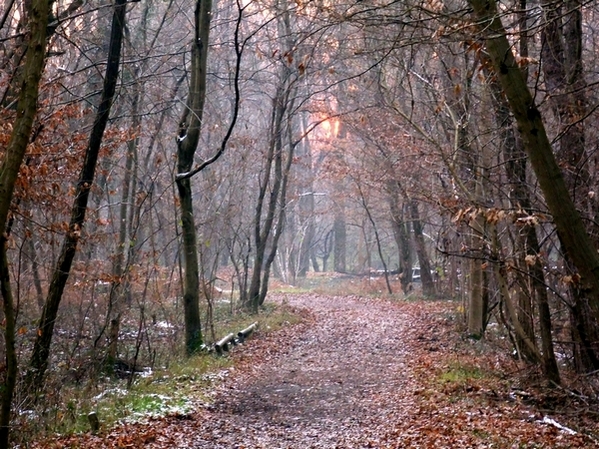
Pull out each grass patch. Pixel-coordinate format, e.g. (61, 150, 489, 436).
(41, 350, 234, 437)
(258, 301, 305, 331)
(102, 354, 235, 421)
(438, 362, 485, 384)
(269, 283, 310, 294)
(26, 301, 304, 442)
(297, 273, 405, 298)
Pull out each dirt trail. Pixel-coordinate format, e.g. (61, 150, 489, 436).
(151, 294, 594, 449)
(48, 294, 596, 448)
(192, 294, 420, 448)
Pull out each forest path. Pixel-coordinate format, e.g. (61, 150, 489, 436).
(190, 294, 421, 448)
(49, 294, 595, 448)
(150, 294, 593, 448)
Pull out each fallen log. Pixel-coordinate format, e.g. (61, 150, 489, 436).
(238, 322, 258, 343)
(215, 333, 235, 354)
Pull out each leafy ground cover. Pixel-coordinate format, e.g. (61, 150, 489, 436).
(33, 294, 598, 448)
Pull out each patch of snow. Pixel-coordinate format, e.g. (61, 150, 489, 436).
(155, 321, 174, 329)
(200, 369, 230, 383)
(139, 367, 153, 378)
(93, 387, 128, 402)
(123, 393, 194, 423)
(540, 416, 577, 435)
(18, 409, 38, 419)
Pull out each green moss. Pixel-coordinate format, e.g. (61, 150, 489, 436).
(438, 362, 484, 384)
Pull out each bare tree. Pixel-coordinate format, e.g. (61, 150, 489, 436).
(0, 0, 49, 443)
(26, 0, 128, 392)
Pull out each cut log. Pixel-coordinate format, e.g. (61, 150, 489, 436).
(88, 411, 100, 433)
(215, 333, 235, 354)
(238, 322, 258, 343)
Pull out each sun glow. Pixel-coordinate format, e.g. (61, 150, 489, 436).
(318, 114, 340, 139)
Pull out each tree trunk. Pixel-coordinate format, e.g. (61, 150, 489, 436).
(106, 84, 139, 366)
(175, 0, 213, 355)
(26, 234, 45, 312)
(247, 74, 293, 311)
(26, 0, 127, 392)
(469, 0, 599, 325)
(247, 87, 286, 312)
(333, 207, 347, 273)
(246, 4, 296, 311)
(468, 167, 487, 339)
(0, 239, 18, 449)
(468, 234, 485, 338)
(0, 0, 51, 430)
(259, 98, 297, 307)
(390, 195, 411, 295)
(492, 228, 543, 363)
(321, 229, 333, 272)
(259, 139, 295, 307)
(297, 115, 315, 278)
(540, 0, 598, 372)
(359, 185, 392, 294)
(487, 56, 560, 382)
(0, 0, 48, 239)
(410, 200, 434, 296)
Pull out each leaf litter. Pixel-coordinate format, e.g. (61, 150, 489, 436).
(35, 294, 598, 448)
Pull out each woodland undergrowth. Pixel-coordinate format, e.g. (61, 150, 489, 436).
(28, 290, 599, 448)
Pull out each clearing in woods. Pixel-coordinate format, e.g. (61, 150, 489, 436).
(39, 294, 596, 448)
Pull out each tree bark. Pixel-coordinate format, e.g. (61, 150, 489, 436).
(492, 230, 543, 363)
(540, 0, 599, 372)
(468, 213, 486, 339)
(259, 128, 295, 307)
(247, 84, 288, 312)
(106, 83, 140, 366)
(487, 59, 560, 382)
(215, 333, 235, 354)
(0, 0, 48, 239)
(297, 135, 315, 277)
(333, 206, 347, 273)
(359, 185, 392, 294)
(0, 239, 18, 449)
(26, 234, 45, 311)
(246, 4, 296, 311)
(389, 194, 411, 295)
(248, 77, 297, 310)
(237, 322, 257, 342)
